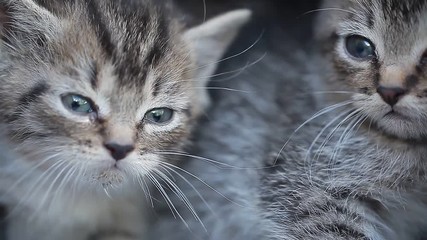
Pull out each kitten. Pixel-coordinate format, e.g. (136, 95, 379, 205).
(260, 0, 427, 239)
(146, 1, 323, 239)
(0, 0, 250, 239)
(150, 0, 427, 239)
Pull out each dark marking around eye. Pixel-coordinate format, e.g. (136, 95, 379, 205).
(417, 50, 427, 74)
(97, 119, 108, 137)
(373, 71, 381, 87)
(17, 82, 49, 109)
(405, 75, 419, 89)
(420, 51, 427, 65)
(416, 64, 424, 75)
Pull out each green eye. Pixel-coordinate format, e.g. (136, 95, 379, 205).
(345, 35, 376, 60)
(145, 108, 174, 124)
(61, 94, 95, 114)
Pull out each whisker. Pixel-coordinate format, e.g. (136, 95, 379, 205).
(154, 151, 237, 169)
(309, 91, 357, 95)
(183, 30, 264, 74)
(156, 161, 248, 208)
(35, 162, 73, 218)
(136, 175, 154, 208)
(301, 8, 356, 17)
(158, 163, 215, 218)
(274, 100, 355, 165)
(304, 109, 357, 181)
(165, 52, 266, 85)
(152, 169, 202, 226)
(191, 87, 252, 94)
(49, 164, 79, 213)
(331, 113, 367, 165)
(7, 160, 66, 219)
(145, 171, 181, 221)
(0, 152, 61, 198)
(314, 109, 361, 162)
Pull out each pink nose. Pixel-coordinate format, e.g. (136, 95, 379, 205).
(104, 142, 135, 161)
(377, 86, 406, 106)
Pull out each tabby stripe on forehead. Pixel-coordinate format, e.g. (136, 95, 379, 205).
(18, 82, 49, 108)
(86, 0, 116, 58)
(143, 16, 169, 67)
(90, 61, 99, 89)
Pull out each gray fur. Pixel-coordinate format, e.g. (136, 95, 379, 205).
(263, 0, 427, 239)
(0, 0, 249, 239)
(146, 8, 323, 239)
(150, 0, 427, 239)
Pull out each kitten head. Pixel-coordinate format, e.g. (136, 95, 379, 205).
(0, 0, 250, 189)
(316, 0, 427, 141)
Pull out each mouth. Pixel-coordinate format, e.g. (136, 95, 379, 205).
(383, 110, 411, 121)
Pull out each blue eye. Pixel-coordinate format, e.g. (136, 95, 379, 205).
(144, 108, 174, 124)
(61, 94, 95, 114)
(345, 35, 376, 60)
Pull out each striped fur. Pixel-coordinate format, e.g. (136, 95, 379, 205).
(261, 0, 427, 239)
(0, 0, 250, 239)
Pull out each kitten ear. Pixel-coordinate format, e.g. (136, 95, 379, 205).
(0, 0, 57, 48)
(184, 9, 251, 109)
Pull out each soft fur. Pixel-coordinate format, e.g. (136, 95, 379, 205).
(262, 0, 427, 239)
(0, 0, 250, 239)
(146, 3, 323, 238)
(149, 0, 427, 239)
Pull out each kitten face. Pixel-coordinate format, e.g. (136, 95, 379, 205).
(317, 0, 427, 141)
(0, 0, 250, 190)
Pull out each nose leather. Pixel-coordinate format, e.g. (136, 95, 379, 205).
(104, 143, 135, 161)
(377, 86, 406, 106)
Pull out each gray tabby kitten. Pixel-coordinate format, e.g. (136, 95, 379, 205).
(261, 0, 427, 239)
(0, 0, 250, 239)
(151, 0, 427, 239)
(147, 1, 322, 239)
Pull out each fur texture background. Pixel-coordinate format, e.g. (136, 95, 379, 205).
(149, 0, 427, 239)
(147, 1, 322, 239)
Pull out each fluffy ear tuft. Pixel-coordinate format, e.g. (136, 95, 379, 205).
(184, 9, 251, 110)
(0, 0, 58, 49)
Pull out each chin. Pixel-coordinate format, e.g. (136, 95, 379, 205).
(79, 164, 128, 191)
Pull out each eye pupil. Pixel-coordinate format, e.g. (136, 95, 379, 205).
(151, 109, 164, 122)
(345, 35, 375, 60)
(145, 108, 173, 124)
(71, 100, 82, 110)
(62, 94, 94, 114)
